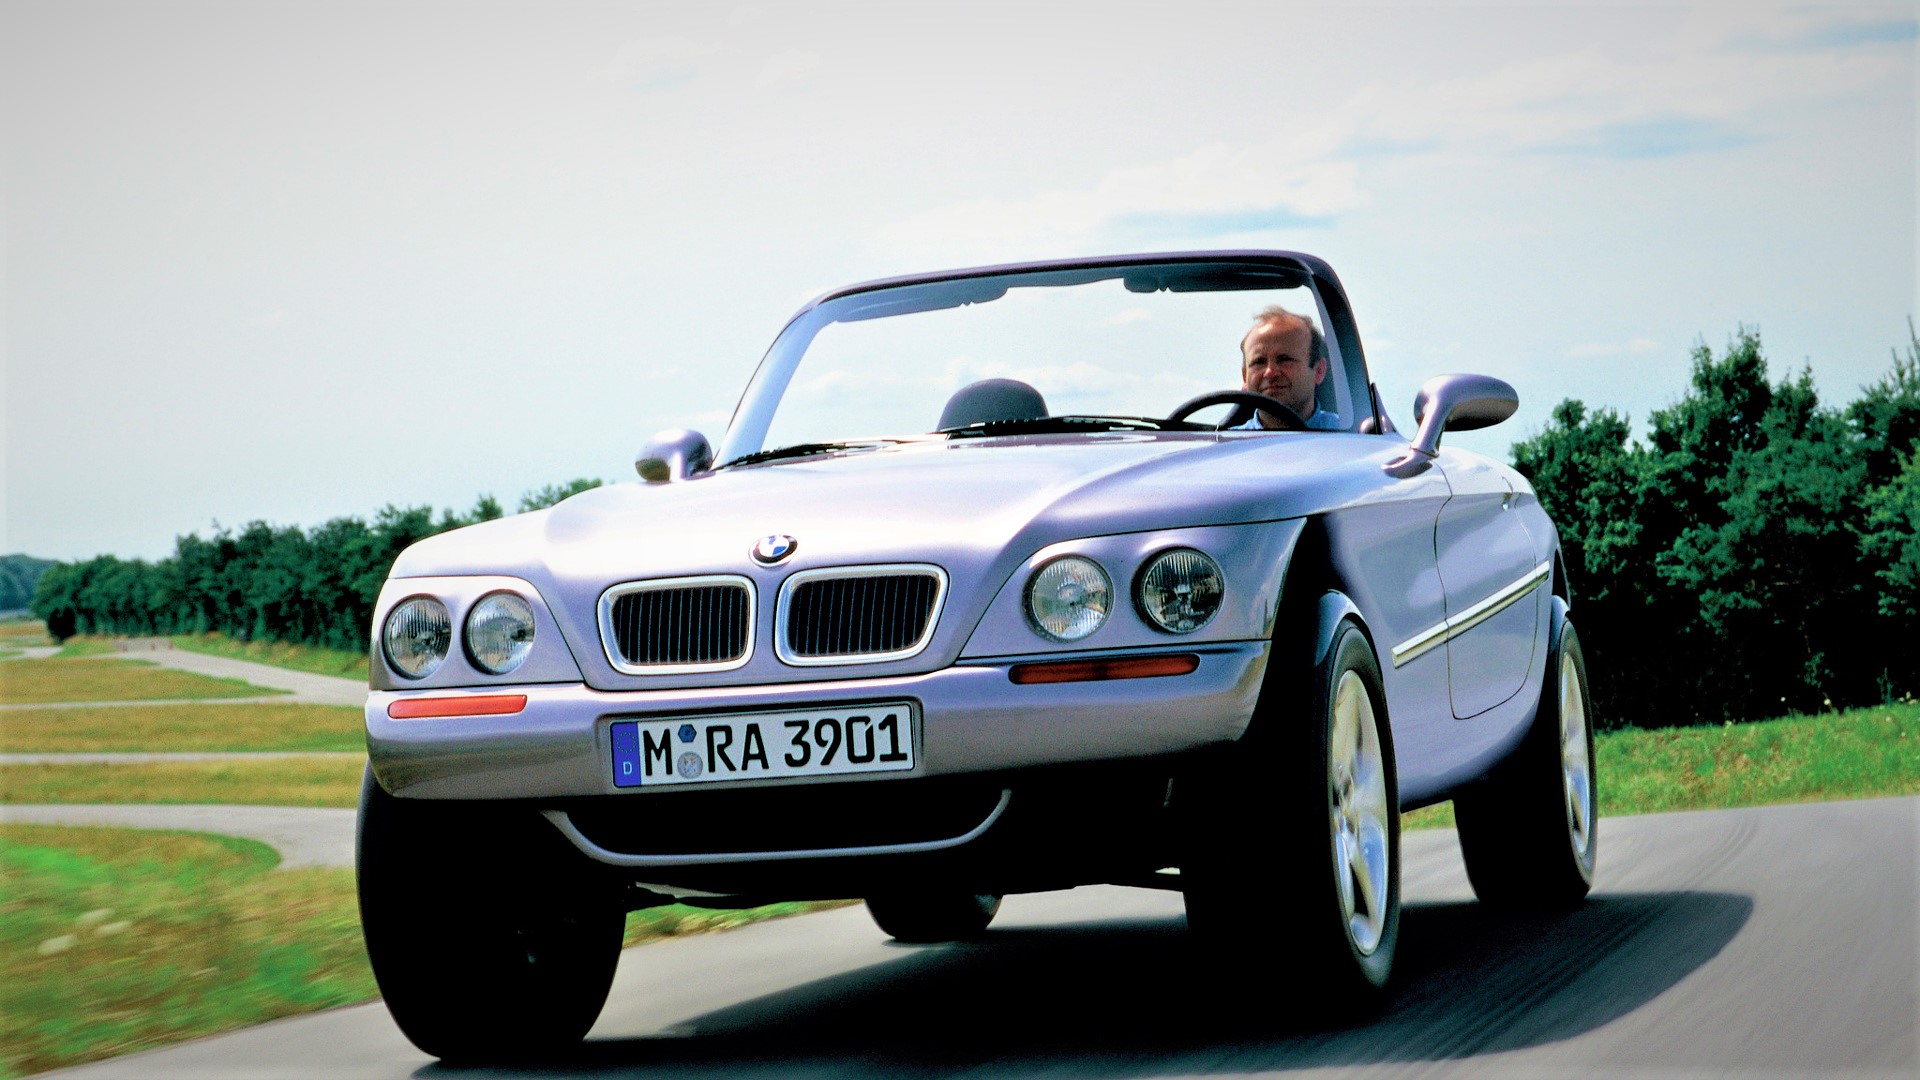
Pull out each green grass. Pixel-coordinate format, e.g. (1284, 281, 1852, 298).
(0, 823, 851, 1076)
(168, 633, 369, 681)
(0, 658, 285, 705)
(0, 824, 376, 1078)
(51, 638, 120, 658)
(0, 703, 364, 753)
(1403, 701, 1920, 831)
(0, 757, 368, 807)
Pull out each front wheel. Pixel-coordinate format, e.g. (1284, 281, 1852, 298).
(865, 892, 1002, 943)
(1183, 620, 1400, 1011)
(1454, 617, 1597, 908)
(356, 769, 626, 1062)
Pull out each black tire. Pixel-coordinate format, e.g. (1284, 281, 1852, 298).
(356, 768, 626, 1062)
(864, 892, 1003, 943)
(1454, 617, 1597, 909)
(1183, 620, 1401, 1011)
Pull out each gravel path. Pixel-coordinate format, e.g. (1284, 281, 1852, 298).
(0, 751, 364, 764)
(112, 639, 367, 706)
(0, 803, 357, 869)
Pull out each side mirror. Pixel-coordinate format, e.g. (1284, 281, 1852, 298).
(1383, 373, 1518, 476)
(635, 428, 713, 484)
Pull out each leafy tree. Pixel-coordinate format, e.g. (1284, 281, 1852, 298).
(1859, 445, 1920, 657)
(1847, 319, 1920, 489)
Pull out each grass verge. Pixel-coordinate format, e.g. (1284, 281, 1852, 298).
(0, 658, 285, 705)
(1402, 701, 1920, 831)
(0, 703, 364, 753)
(0, 757, 367, 808)
(0, 824, 375, 1078)
(168, 633, 369, 681)
(0, 823, 851, 1077)
(50, 638, 120, 658)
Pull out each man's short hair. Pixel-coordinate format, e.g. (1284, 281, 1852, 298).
(1242, 305, 1329, 369)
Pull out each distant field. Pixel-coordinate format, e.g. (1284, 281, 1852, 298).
(169, 633, 368, 680)
(0, 757, 366, 808)
(0, 658, 284, 705)
(0, 703, 363, 753)
(1403, 700, 1920, 830)
(0, 619, 52, 647)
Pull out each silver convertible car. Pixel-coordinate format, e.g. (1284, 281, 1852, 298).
(357, 251, 1597, 1061)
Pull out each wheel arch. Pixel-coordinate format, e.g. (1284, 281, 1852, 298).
(1270, 516, 1382, 681)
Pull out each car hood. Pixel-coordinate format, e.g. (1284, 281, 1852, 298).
(388, 432, 1408, 689)
(393, 432, 1395, 583)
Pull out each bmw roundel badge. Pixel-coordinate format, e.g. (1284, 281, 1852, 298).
(752, 534, 799, 565)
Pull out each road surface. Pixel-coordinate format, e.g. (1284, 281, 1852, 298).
(40, 795, 1917, 1079)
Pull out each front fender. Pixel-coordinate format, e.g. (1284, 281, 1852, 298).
(1314, 591, 1371, 669)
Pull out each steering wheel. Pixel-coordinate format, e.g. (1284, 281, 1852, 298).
(1166, 391, 1309, 432)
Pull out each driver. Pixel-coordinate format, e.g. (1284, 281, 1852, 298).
(1236, 305, 1342, 431)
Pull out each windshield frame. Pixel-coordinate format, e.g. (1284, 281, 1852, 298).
(714, 250, 1375, 467)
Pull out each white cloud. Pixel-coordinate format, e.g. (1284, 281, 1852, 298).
(880, 142, 1366, 262)
(756, 49, 819, 90)
(604, 37, 718, 91)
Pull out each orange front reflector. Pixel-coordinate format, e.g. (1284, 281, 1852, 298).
(387, 695, 528, 719)
(1008, 654, 1200, 685)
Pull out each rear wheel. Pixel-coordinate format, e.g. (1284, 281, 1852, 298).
(865, 892, 1002, 942)
(356, 769, 626, 1062)
(1183, 620, 1400, 1011)
(1455, 618, 1597, 908)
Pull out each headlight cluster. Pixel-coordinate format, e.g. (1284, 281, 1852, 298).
(1026, 557, 1112, 641)
(1023, 548, 1224, 642)
(382, 591, 536, 679)
(1136, 548, 1225, 633)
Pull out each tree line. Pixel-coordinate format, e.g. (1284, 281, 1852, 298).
(30, 480, 602, 651)
(30, 326, 1920, 728)
(1513, 326, 1918, 728)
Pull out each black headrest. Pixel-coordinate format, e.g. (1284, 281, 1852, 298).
(937, 379, 1049, 430)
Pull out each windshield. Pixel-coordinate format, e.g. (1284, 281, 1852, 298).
(717, 259, 1369, 466)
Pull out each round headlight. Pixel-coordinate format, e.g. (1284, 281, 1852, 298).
(466, 592, 536, 675)
(1025, 556, 1112, 642)
(383, 596, 451, 679)
(1137, 548, 1224, 633)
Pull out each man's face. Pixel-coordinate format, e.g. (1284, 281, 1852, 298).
(1241, 317, 1323, 420)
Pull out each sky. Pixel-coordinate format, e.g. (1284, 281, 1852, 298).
(4, 0, 1915, 562)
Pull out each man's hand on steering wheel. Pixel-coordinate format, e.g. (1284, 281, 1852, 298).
(1166, 391, 1309, 431)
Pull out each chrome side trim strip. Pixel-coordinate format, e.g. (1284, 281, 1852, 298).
(543, 787, 1011, 868)
(1392, 559, 1551, 668)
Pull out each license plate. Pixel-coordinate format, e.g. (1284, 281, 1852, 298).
(610, 703, 916, 788)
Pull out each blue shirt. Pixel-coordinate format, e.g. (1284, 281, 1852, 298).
(1231, 408, 1343, 432)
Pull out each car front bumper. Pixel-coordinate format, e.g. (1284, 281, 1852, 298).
(365, 642, 1268, 801)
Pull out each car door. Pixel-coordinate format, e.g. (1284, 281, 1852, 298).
(1432, 450, 1542, 718)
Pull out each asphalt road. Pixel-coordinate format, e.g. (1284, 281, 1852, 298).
(42, 795, 1919, 1080)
